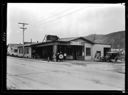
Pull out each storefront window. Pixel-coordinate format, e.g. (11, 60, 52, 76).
(86, 47, 91, 56)
(27, 48, 29, 54)
(14, 49, 18, 53)
(25, 47, 29, 54)
(19, 47, 23, 54)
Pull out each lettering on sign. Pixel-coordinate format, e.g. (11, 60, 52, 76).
(70, 41, 82, 45)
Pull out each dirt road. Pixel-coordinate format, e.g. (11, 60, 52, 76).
(7, 56, 125, 90)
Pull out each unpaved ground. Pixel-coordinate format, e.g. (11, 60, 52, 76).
(7, 56, 125, 90)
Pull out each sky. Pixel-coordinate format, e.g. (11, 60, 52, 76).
(7, 3, 125, 44)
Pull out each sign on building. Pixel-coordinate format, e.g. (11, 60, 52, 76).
(70, 41, 83, 45)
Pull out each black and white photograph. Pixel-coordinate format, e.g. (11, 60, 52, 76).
(7, 3, 125, 90)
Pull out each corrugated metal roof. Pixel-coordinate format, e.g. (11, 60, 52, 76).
(58, 37, 94, 44)
(16, 36, 111, 48)
(8, 44, 22, 47)
(93, 39, 111, 45)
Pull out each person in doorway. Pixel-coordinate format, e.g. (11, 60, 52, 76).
(94, 51, 101, 61)
(56, 52, 59, 62)
(48, 57, 50, 62)
(64, 53, 67, 60)
(94, 52, 98, 61)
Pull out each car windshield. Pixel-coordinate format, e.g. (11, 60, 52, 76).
(107, 52, 119, 56)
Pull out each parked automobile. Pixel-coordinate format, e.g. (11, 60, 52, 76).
(101, 51, 120, 62)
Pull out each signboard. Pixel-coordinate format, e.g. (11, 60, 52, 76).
(70, 41, 83, 45)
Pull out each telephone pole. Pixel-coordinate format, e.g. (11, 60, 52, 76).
(18, 22, 28, 57)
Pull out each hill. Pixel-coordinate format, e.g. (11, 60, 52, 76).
(85, 31, 125, 49)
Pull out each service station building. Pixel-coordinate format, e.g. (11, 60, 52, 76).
(17, 35, 111, 61)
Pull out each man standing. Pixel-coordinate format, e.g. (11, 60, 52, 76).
(56, 52, 59, 62)
(64, 53, 67, 60)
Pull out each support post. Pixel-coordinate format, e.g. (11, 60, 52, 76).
(53, 45, 57, 62)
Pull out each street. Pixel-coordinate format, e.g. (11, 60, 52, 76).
(7, 56, 125, 90)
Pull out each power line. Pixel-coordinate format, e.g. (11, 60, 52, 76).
(35, 7, 86, 41)
(35, 6, 81, 24)
(38, 7, 74, 23)
(42, 7, 84, 25)
(38, 6, 86, 26)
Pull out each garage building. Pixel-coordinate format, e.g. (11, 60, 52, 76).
(17, 35, 111, 61)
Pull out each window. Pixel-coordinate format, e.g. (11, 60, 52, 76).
(19, 48, 23, 54)
(95, 51, 101, 57)
(66, 46, 72, 56)
(26, 48, 29, 54)
(86, 48, 91, 56)
(25, 47, 29, 54)
(77, 46, 83, 56)
(14, 49, 18, 53)
(24, 48, 27, 54)
(97, 51, 100, 53)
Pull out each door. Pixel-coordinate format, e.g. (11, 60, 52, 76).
(104, 48, 111, 56)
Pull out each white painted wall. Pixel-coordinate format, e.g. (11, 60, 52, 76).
(8, 46, 18, 56)
(84, 43, 111, 61)
(24, 47, 32, 58)
(18, 47, 32, 58)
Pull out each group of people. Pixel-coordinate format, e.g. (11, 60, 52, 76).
(56, 52, 67, 62)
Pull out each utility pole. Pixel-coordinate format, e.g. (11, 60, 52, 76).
(18, 22, 28, 57)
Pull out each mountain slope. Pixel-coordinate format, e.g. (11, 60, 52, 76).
(85, 31, 125, 49)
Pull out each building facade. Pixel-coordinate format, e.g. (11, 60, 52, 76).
(7, 44, 22, 56)
(17, 36, 111, 61)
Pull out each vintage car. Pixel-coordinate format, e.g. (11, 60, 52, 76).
(101, 51, 120, 62)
